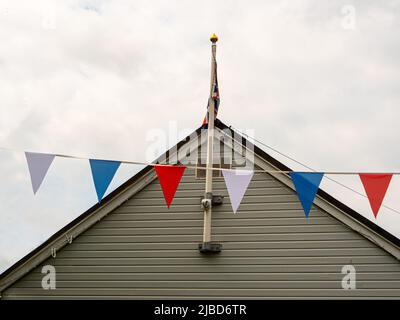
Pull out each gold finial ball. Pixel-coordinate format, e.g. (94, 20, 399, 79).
(210, 33, 218, 43)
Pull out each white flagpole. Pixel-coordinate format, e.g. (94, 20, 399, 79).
(202, 34, 218, 245)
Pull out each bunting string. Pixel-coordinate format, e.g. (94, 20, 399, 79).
(221, 127, 400, 217)
(0, 141, 399, 218)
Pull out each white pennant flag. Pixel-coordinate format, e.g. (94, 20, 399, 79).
(25, 152, 55, 194)
(222, 170, 254, 213)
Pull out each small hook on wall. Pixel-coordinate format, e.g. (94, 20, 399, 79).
(66, 234, 73, 244)
(51, 247, 57, 258)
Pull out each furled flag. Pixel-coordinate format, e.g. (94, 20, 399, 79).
(222, 170, 254, 213)
(359, 174, 392, 218)
(25, 152, 56, 194)
(89, 159, 121, 203)
(155, 165, 186, 208)
(201, 63, 220, 128)
(290, 172, 324, 218)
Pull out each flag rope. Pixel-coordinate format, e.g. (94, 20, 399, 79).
(2, 133, 400, 216)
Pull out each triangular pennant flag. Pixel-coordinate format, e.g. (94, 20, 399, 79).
(154, 165, 186, 208)
(89, 159, 121, 203)
(222, 170, 254, 213)
(25, 152, 56, 194)
(290, 172, 324, 218)
(359, 174, 392, 218)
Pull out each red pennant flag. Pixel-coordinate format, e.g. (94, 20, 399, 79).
(359, 174, 393, 218)
(155, 165, 186, 208)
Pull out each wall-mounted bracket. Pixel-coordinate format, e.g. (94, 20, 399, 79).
(211, 195, 224, 206)
(198, 242, 222, 254)
(200, 194, 224, 208)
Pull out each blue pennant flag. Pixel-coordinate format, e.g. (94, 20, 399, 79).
(89, 159, 121, 203)
(289, 172, 324, 218)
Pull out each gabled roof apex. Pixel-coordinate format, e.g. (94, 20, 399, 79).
(1, 119, 399, 292)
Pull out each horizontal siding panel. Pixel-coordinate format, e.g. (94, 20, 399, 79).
(128, 194, 301, 206)
(40, 256, 397, 266)
(5, 288, 400, 298)
(116, 203, 316, 213)
(25, 264, 400, 274)
(177, 172, 271, 183)
(12, 280, 400, 289)
(97, 217, 344, 228)
(135, 187, 292, 199)
(63, 240, 377, 251)
(109, 210, 326, 219)
(54, 248, 386, 259)
(83, 225, 349, 236)
(22, 272, 400, 282)
(142, 180, 283, 191)
(132, 197, 313, 208)
(74, 232, 365, 243)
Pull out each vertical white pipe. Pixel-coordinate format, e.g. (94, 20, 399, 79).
(202, 40, 217, 243)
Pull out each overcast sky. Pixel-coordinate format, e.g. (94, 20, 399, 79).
(1, 0, 400, 273)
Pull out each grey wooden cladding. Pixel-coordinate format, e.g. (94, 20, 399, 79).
(19, 272, 400, 282)
(95, 216, 340, 228)
(116, 203, 314, 213)
(82, 225, 350, 236)
(10, 280, 400, 290)
(30, 247, 392, 260)
(73, 233, 366, 244)
(16, 264, 400, 274)
(4, 288, 400, 299)
(61, 240, 378, 250)
(3, 168, 400, 299)
(32, 247, 389, 258)
(12, 256, 393, 266)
